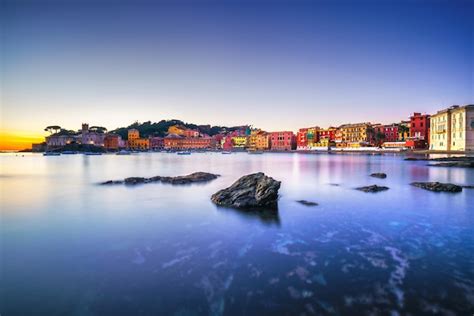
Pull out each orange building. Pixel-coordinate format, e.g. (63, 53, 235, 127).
(127, 129, 150, 150)
(104, 134, 121, 150)
(164, 134, 215, 150)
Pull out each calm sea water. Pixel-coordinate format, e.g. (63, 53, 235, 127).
(1, 152, 473, 315)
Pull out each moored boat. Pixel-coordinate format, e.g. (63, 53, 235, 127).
(221, 151, 232, 154)
(116, 150, 131, 155)
(177, 151, 191, 155)
(43, 152, 61, 156)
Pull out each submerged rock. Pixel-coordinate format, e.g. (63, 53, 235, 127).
(411, 182, 462, 193)
(101, 172, 219, 186)
(211, 172, 281, 208)
(370, 173, 387, 179)
(296, 200, 319, 206)
(428, 162, 474, 168)
(355, 185, 389, 193)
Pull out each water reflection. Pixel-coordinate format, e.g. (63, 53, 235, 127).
(1, 152, 473, 315)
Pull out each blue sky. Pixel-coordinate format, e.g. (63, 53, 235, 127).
(1, 0, 473, 134)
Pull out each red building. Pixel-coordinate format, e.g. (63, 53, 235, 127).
(318, 127, 336, 141)
(296, 128, 309, 149)
(104, 134, 121, 150)
(410, 113, 430, 140)
(222, 136, 233, 151)
(270, 131, 296, 151)
(383, 124, 399, 142)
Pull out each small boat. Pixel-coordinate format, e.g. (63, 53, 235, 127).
(116, 150, 131, 155)
(248, 150, 263, 155)
(177, 151, 191, 155)
(62, 151, 77, 155)
(221, 151, 232, 154)
(43, 152, 61, 156)
(84, 152, 102, 155)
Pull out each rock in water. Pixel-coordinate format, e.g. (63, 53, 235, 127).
(296, 200, 319, 206)
(101, 172, 219, 186)
(411, 182, 462, 193)
(355, 185, 389, 193)
(211, 172, 281, 208)
(370, 173, 387, 179)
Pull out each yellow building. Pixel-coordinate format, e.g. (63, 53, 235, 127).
(231, 136, 249, 148)
(248, 129, 261, 150)
(306, 127, 320, 147)
(313, 138, 335, 147)
(128, 129, 150, 150)
(255, 133, 270, 150)
(167, 125, 186, 136)
(339, 123, 371, 144)
(431, 104, 474, 151)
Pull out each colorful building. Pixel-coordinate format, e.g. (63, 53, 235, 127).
(255, 132, 270, 150)
(430, 104, 474, 151)
(167, 125, 186, 136)
(127, 129, 150, 150)
(270, 131, 296, 151)
(231, 136, 249, 149)
(339, 123, 371, 145)
(104, 134, 122, 150)
(296, 128, 309, 150)
(149, 137, 164, 150)
(318, 127, 336, 141)
(164, 134, 215, 150)
(383, 124, 399, 142)
(410, 113, 430, 140)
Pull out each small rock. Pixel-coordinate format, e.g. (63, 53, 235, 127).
(370, 173, 387, 179)
(296, 200, 318, 206)
(211, 172, 281, 209)
(355, 185, 389, 193)
(411, 182, 462, 193)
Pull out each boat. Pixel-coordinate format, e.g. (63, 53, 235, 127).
(43, 152, 61, 156)
(84, 152, 102, 155)
(62, 151, 77, 155)
(221, 151, 232, 154)
(177, 151, 191, 155)
(116, 150, 131, 155)
(248, 150, 263, 155)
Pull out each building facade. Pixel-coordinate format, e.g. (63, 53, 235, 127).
(339, 123, 371, 146)
(410, 113, 430, 140)
(296, 128, 309, 150)
(149, 137, 164, 150)
(428, 105, 474, 151)
(128, 129, 150, 150)
(104, 134, 122, 150)
(270, 131, 296, 151)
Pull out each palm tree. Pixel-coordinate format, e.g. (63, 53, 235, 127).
(398, 125, 409, 141)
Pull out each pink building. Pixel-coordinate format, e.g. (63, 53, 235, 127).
(270, 131, 296, 151)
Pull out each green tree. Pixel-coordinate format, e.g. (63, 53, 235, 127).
(44, 125, 61, 135)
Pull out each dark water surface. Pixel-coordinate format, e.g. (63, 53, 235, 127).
(1, 152, 473, 315)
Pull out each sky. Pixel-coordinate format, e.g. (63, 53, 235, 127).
(1, 0, 473, 150)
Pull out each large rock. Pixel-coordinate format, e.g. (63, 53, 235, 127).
(411, 182, 462, 193)
(211, 172, 281, 208)
(101, 172, 219, 186)
(355, 185, 389, 193)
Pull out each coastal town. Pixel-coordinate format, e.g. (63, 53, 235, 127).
(33, 104, 474, 153)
